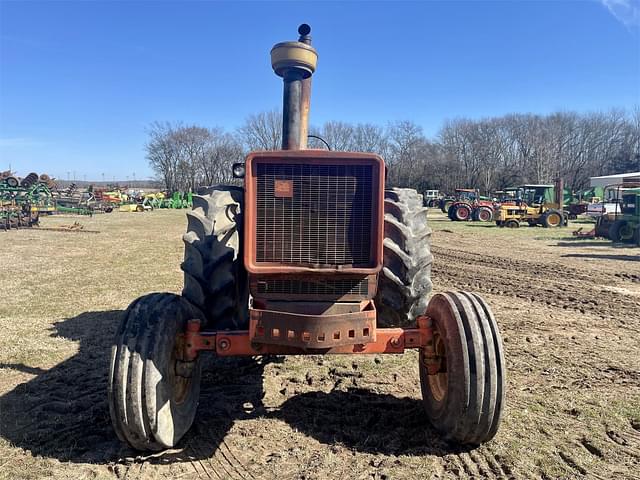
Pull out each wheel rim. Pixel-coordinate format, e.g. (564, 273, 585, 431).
(479, 209, 491, 221)
(620, 224, 634, 241)
(547, 213, 561, 227)
(457, 207, 469, 220)
(426, 323, 448, 403)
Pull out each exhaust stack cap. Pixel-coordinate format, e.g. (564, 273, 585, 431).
(271, 24, 317, 78)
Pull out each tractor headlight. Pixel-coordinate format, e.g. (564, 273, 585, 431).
(232, 163, 245, 179)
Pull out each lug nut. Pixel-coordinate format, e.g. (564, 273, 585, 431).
(218, 338, 230, 351)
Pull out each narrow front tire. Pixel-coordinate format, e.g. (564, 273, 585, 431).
(419, 292, 506, 445)
(109, 293, 204, 451)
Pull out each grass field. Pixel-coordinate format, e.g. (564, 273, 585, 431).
(1, 209, 639, 479)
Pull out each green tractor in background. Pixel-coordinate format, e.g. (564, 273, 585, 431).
(144, 191, 193, 209)
(605, 184, 640, 245)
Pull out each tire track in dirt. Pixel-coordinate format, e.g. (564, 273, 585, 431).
(605, 427, 640, 459)
(470, 447, 512, 479)
(170, 359, 264, 480)
(557, 450, 588, 477)
(431, 246, 640, 321)
(432, 245, 638, 285)
(184, 427, 250, 480)
(466, 450, 498, 478)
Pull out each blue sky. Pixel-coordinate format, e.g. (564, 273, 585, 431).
(1, 0, 639, 180)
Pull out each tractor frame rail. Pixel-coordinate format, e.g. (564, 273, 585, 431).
(182, 316, 436, 368)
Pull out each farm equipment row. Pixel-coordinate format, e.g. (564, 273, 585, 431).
(1, 171, 194, 225)
(1, 171, 51, 229)
(431, 177, 639, 243)
(437, 179, 582, 229)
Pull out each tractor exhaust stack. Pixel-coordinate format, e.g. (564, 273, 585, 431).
(271, 24, 317, 150)
(555, 177, 564, 208)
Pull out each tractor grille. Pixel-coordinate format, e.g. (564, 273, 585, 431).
(256, 278, 369, 296)
(255, 163, 373, 266)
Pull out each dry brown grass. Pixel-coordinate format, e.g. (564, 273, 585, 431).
(0, 208, 638, 480)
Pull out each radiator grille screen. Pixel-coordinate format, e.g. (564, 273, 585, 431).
(255, 163, 373, 266)
(256, 278, 369, 296)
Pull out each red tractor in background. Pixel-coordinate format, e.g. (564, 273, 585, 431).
(446, 189, 495, 222)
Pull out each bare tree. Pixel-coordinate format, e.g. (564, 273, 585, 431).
(146, 122, 181, 192)
(149, 107, 639, 197)
(238, 109, 282, 151)
(146, 123, 243, 191)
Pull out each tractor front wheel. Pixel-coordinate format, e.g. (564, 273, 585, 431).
(476, 207, 493, 222)
(504, 219, 519, 228)
(420, 292, 505, 444)
(108, 293, 204, 451)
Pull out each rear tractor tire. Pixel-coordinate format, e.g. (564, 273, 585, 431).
(420, 292, 506, 444)
(447, 204, 457, 221)
(109, 293, 205, 451)
(609, 220, 635, 244)
(541, 209, 563, 228)
(375, 188, 433, 327)
(181, 186, 249, 329)
(453, 204, 472, 222)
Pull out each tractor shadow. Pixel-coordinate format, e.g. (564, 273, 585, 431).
(270, 388, 470, 456)
(561, 253, 640, 261)
(555, 240, 633, 247)
(0, 309, 465, 467)
(0, 309, 268, 465)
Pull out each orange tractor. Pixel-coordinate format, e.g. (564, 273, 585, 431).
(109, 25, 505, 451)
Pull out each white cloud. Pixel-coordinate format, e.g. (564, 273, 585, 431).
(601, 0, 640, 29)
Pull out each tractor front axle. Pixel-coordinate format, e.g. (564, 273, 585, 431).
(182, 316, 436, 365)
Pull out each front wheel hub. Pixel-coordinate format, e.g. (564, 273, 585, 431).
(421, 323, 448, 402)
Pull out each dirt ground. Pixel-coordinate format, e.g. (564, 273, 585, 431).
(1, 209, 639, 480)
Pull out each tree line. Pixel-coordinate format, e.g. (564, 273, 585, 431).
(147, 108, 639, 195)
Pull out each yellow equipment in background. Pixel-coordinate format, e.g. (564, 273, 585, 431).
(119, 204, 146, 213)
(496, 179, 567, 228)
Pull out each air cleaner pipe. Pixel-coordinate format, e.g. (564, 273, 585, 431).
(271, 24, 317, 151)
(282, 70, 303, 150)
